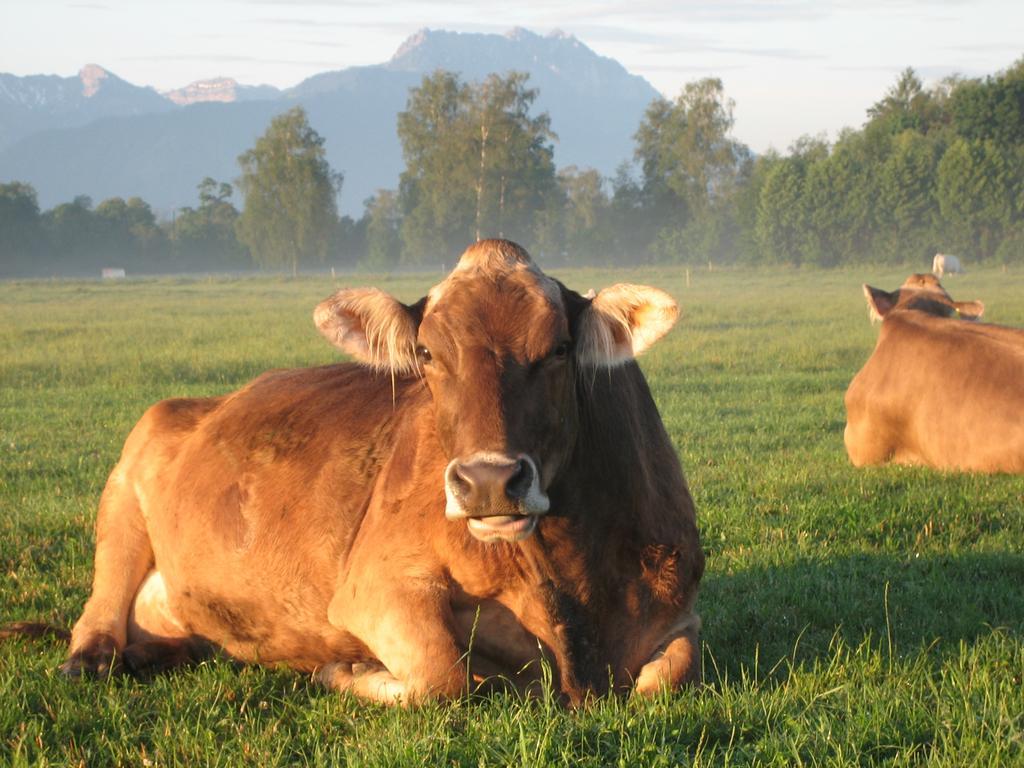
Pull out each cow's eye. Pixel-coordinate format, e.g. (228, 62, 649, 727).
(552, 341, 571, 360)
(416, 345, 432, 364)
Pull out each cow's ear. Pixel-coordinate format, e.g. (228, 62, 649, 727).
(314, 288, 422, 374)
(575, 283, 678, 367)
(863, 285, 897, 322)
(953, 300, 984, 321)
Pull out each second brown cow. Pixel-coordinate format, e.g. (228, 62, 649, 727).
(845, 273, 1024, 473)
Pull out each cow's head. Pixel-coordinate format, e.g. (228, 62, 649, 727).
(314, 239, 678, 543)
(863, 274, 984, 323)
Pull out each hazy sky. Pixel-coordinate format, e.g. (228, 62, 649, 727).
(3, 0, 1022, 154)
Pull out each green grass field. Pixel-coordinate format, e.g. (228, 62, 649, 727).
(2, 265, 1022, 766)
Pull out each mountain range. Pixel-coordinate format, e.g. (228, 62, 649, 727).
(0, 28, 661, 217)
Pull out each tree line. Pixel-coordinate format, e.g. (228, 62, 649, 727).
(2, 57, 1023, 277)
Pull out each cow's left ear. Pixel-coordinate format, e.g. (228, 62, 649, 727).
(863, 284, 897, 322)
(314, 288, 422, 374)
(575, 283, 678, 367)
(953, 300, 984, 321)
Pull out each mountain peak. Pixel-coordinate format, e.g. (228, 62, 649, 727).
(161, 77, 280, 105)
(163, 77, 240, 106)
(390, 27, 577, 63)
(79, 64, 110, 97)
(503, 27, 574, 43)
(504, 27, 536, 41)
(391, 28, 431, 62)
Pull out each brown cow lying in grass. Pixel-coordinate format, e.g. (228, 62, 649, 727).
(6, 239, 704, 705)
(845, 273, 1024, 473)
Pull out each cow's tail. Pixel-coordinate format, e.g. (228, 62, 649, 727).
(0, 621, 71, 643)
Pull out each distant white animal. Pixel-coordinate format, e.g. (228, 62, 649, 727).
(932, 253, 963, 278)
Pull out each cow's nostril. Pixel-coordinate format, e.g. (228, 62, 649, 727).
(451, 465, 474, 499)
(505, 459, 533, 501)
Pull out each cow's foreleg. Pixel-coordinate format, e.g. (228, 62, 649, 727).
(633, 613, 702, 695)
(324, 584, 468, 705)
(62, 470, 153, 677)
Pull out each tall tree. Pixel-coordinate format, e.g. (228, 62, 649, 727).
(170, 178, 246, 270)
(936, 137, 1018, 256)
(42, 196, 99, 273)
(363, 190, 402, 270)
(866, 68, 942, 135)
(634, 78, 749, 261)
(753, 138, 828, 265)
(236, 107, 342, 275)
(950, 58, 1024, 147)
(876, 130, 942, 262)
(468, 72, 558, 241)
(94, 196, 166, 269)
(396, 71, 474, 262)
(396, 70, 558, 261)
(606, 162, 655, 263)
(0, 181, 43, 275)
(557, 166, 609, 263)
(801, 133, 879, 266)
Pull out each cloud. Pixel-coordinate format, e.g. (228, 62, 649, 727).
(237, 0, 829, 26)
(242, 0, 391, 6)
(944, 42, 1024, 55)
(640, 62, 747, 74)
(246, 17, 353, 28)
(541, 0, 832, 25)
(560, 24, 673, 46)
(703, 45, 823, 61)
(823, 62, 1005, 79)
(634, 36, 825, 62)
(122, 53, 342, 68)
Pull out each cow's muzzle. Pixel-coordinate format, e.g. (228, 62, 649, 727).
(444, 453, 549, 542)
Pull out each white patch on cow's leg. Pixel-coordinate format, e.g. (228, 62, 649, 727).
(127, 570, 187, 644)
(633, 613, 703, 696)
(316, 661, 413, 705)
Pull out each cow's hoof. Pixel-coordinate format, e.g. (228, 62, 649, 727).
(121, 638, 210, 679)
(59, 633, 121, 679)
(314, 661, 354, 690)
(122, 640, 178, 679)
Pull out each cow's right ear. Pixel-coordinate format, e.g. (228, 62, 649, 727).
(863, 285, 897, 322)
(314, 288, 422, 374)
(575, 283, 678, 367)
